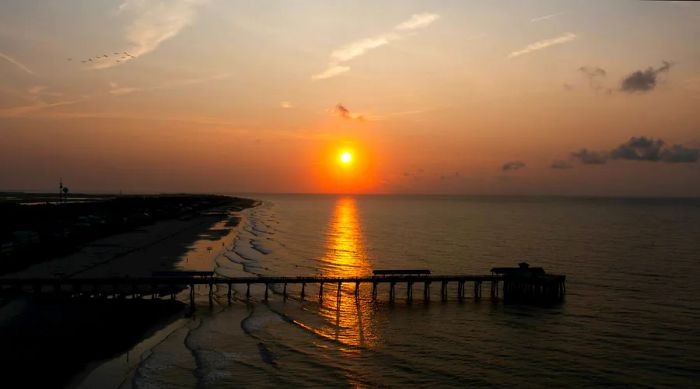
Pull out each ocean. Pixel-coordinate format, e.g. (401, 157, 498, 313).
(79, 195, 700, 387)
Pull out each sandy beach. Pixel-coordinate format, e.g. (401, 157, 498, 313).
(0, 197, 259, 387)
(7, 207, 247, 279)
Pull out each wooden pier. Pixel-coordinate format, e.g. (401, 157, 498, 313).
(0, 270, 565, 305)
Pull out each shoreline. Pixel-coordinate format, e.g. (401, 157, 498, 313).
(0, 195, 260, 387)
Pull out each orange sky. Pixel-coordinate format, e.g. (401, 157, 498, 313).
(1, 1, 699, 196)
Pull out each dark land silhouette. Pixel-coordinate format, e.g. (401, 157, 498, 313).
(0, 193, 258, 386)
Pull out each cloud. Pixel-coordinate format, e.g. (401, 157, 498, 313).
(312, 13, 439, 80)
(610, 136, 664, 161)
(0, 51, 35, 75)
(530, 12, 566, 23)
(571, 149, 609, 164)
(94, 0, 208, 69)
(571, 136, 700, 165)
(108, 73, 229, 95)
(280, 101, 293, 109)
(311, 65, 351, 81)
(0, 99, 83, 118)
(660, 144, 700, 163)
(620, 61, 672, 93)
(579, 66, 606, 79)
(334, 104, 364, 121)
(508, 32, 577, 58)
(578, 66, 612, 94)
(329, 33, 398, 63)
(501, 161, 526, 172)
(551, 160, 574, 169)
(395, 13, 440, 31)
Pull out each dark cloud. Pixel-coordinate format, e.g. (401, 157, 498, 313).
(550, 160, 574, 169)
(501, 161, 526, 172)
(610, 136, 664, 161)
(571, 136, 699, 165)
(571, 149, 608, 164)
(660, 144, 700, 163)
(620, 61, 672, 93)
(334, 103, 364, 120)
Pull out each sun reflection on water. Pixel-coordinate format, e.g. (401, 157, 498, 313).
(314, 197, 378, 350)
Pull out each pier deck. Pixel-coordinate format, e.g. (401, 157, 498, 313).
(0, 273, 566, 304)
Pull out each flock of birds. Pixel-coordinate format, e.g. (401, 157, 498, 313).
(65, 51, 135, 64)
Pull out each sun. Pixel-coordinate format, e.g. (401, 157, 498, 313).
(340, 151, 353, 164)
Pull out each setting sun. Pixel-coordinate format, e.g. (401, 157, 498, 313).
(340, 151, 353, 164)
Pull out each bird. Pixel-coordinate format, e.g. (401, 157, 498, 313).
(103, 54, 108, 58)
(88, 58, 93, 62)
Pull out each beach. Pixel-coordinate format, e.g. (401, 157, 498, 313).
(0, 196, 258, 387)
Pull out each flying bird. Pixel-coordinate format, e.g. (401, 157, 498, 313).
(103, 54, 108, 58)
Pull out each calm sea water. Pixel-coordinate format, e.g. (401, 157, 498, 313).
(88, 195, 700, 388)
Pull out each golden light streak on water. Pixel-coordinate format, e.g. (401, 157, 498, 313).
(315, 197, 378, 350)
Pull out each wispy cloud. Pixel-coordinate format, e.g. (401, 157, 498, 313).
(395, 13, 440, 31)
(280, 101, 293, 109)
(0, 99, 83, 118)
(93, 0, 208, 69)
(311, 65, 350, 80)
(312, 12, 439, 80)
(530, 12, 565, 23)
(329, 34, 399, 63)
(108, 73, 229, 95)
(508, 32, 577, 58)
(0, 51, 35, 75)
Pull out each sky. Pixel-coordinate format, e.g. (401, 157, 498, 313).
(1, 0, 699, 196)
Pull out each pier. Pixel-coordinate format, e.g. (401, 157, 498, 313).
(0, 266, 565, 305)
